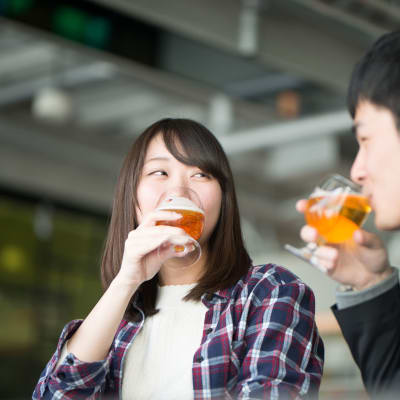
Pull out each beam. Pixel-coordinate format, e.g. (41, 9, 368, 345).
(219, 109, 351, 154)
(0, 118, 122, 173)
(0, 143, 115, 212)
(89, 0, 370, 92)
(0, 118, 123, 211)
(0, 62, 115, 107)
(287, 0, 388, 37)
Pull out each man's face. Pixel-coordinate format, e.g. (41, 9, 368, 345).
(351, 101, 400, 230)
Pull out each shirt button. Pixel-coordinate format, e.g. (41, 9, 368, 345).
(57, 372, 66, 379)
(205, 328, 212, 334)
(67, 357, 74, 365)
(197, 356, 204, 363)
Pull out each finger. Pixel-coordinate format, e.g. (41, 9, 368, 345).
(127, 231, 191, 260)
(309, 255, 328, 273)
(129, 225, 187, 243)
(296, 199, 308, 213)
(310, 245, 341, 272)
(314, 246, 339, 262)
(130, 224, 186, 236)
(314, 247, 339, 271)
(126, 226, 187, 252)
(300, 225, 319, 243)
(353, 229, 382, 249)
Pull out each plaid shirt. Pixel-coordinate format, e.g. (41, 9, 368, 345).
(33, 264, 324, 399)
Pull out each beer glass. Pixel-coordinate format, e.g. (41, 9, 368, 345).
(155, 187, 205, 267)
(285, 174, 371, 267)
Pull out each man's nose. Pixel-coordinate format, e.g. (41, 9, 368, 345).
(350, 150, 366, 185)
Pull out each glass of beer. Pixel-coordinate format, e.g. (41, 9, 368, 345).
(155, 187, 205, 267)
(285, 174, 371, 265)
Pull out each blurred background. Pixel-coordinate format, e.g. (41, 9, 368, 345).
(1, 0, 400, 398)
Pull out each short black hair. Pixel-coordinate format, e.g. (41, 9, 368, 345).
(347, 30, 400, 125)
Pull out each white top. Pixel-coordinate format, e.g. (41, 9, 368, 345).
(122, 284, 207, 400)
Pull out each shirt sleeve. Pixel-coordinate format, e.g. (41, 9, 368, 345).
(55, 340, 69, 369)
(335, 267, 399, 310)
(235, 280, 324, 399)
(32, 319, 113, 399)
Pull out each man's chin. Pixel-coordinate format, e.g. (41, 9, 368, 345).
(375, 215, 400, 231)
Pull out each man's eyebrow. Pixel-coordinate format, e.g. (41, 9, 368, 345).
(351, 122, 361, 135)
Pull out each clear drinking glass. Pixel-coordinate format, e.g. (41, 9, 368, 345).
(155, 187, 205, 267)
(285, 174, 371, 267)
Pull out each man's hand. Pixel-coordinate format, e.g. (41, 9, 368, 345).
(297, 199, 392, 290)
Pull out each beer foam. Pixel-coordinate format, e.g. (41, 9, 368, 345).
(157, 196, 204, 214)
(310, 186, 353, 198)
(310, 187, 331, 198)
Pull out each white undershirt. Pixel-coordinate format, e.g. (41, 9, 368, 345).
(122, 284, 207, 400)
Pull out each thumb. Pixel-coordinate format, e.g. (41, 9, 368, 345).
(296, 199, 308, 214)
(353, 229, 382, 249)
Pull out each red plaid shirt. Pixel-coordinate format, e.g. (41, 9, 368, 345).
(33, 264, 324, 399)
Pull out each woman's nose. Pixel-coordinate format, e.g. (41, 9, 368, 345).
(166, 176, 190, 194)
(167, 185, 188, 196)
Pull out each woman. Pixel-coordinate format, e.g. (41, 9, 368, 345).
(33, 118, 324, 399)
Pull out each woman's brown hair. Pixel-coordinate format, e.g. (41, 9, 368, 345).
(101, 118, 251, 321)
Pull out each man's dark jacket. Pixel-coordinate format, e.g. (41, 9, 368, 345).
(332, 285, 400, 398)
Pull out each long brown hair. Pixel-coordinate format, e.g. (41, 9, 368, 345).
(101, 118, 251, 321)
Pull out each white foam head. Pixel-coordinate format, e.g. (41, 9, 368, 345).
(156, 196, 204, 214)
(310, 186, 353, 198)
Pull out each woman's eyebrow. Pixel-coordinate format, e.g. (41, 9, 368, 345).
(144, 156, 171, 164)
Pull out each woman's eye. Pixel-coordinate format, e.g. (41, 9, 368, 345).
(149, 170, 167, 176)
(193, 172, 210, 178)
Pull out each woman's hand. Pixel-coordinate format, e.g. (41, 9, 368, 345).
(66, 211, 186, 363)
(116, 210, 188, 287)
(296, 199, 392, 290)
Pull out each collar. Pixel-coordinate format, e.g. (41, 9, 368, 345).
(201, 287, 231, 307)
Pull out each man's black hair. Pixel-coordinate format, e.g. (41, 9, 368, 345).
(348, 30, 400, 126)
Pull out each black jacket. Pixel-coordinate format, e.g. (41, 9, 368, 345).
(332, 285, 400, 398)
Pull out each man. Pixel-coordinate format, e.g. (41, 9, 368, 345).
(297, 30, 400, 398)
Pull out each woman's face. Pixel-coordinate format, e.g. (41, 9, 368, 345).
(136, 134, 222, 244)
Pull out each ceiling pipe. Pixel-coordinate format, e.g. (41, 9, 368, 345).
(219, 109, 352, 154)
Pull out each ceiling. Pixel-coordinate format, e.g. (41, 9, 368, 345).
(0, 0, 398, 251)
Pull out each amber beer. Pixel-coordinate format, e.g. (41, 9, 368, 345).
(305, 193, 371, 243)
(156, 208, 204, 241)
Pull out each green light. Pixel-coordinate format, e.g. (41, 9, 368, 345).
(0, 245, 27, 274)
(0, 0, 6, 15)
(6, 0, 34, 15)
(53, 6, 87, 41)
(84, 17, 111, 49)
